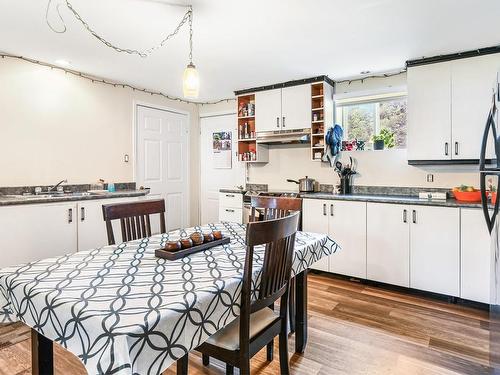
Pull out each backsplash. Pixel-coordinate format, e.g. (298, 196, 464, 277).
(0, 182, 136, 195)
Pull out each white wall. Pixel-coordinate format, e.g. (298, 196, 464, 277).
(0, 58, 200, 224)
(200, 73, 479, 190)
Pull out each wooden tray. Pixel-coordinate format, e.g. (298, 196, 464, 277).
(155, 236, 231, 261)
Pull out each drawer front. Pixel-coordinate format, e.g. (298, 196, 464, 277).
(219, 207, 243, 223)
(219, 192, 243, 208)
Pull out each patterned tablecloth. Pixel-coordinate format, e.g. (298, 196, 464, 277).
(0, 222, 338, 375)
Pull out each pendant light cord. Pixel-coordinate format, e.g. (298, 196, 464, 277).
(46, 0, 193, 58)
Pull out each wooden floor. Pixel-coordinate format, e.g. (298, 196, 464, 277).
(0, 272, 493, 375)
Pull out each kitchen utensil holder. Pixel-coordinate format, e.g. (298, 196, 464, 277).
(339, 176, 352, 195)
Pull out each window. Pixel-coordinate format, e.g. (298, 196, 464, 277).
(335, 95, 407, 149)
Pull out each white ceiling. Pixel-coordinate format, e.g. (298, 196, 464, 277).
(1, 0, 500, 101)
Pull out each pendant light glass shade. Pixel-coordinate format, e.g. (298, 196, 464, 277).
(183, 63, 199, 98)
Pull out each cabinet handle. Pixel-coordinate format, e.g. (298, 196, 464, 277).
(330, 204, 334, 216)
(276, 117, 280, 128)
(68, 208, 73, 223)
(445, 142, 449, 156)
(323, 203, 326, 216)
(225, 209, 235, 213)
(403, 209, 407, 223)
(226, 194, 235, 198)
(412, 209, 417, 224)
(80, 207, 85, 222)
(455, 142, 459, 156)
(282, 116, 286, 127)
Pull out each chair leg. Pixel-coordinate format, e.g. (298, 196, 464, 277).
(289, 278, 296, 333)
(176, 354, 188, 375)
(266, 339, 274, 361)
(279, 322, 290, 375)
(202, 354, 210, 366)
(239, 360, 250, 375)
(226, 363, 234, 375)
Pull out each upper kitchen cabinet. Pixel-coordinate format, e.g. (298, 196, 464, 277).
(407, 62, 452, 162)
(255, 88, 282, 132)
(255, 85, 311, 132)
(281, 85, 312, 131)
(451, 54, 500, 160)
(407, 53, 500, 164)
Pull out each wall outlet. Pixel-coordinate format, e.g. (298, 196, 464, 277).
(426, 174, 434, 183)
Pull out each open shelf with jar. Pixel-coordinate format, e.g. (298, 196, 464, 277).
(310, 81, 334, 161)
(237, 93, 268, 163)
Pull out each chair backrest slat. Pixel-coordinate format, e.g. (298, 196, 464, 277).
(102, 199, 166, 245)
(249, 196, 302, 227)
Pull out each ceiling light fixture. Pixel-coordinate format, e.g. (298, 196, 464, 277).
(182, 7, 199, 98)
(46, 1, 199, 99)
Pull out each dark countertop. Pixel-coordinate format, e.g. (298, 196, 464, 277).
(0, 189, 150, 206)
(219, 189, 246, 194)
(301, 192, 485, 209)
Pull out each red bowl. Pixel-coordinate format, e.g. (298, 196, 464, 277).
(452, 190, 481, 202)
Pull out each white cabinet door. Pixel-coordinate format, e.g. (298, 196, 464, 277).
(409, 205, 460, 296)
(219, 207, 243, 223)
(328, 200, 367, 279)
(407, 62, 452, 161)
(255, 88, 282, 132)
(0, 203, 77, 268)
(281, 85, 312, 131)
(461, 208, 491, 303)
(451, 54, 500, 160)
(77, 197, 139, 250)
(367, 203, 410, 287)
(303, 199, 330, 272)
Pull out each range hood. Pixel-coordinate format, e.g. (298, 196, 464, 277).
(256, 129, 311, 145)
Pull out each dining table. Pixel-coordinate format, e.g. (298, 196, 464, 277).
(0, 221, 339, 375)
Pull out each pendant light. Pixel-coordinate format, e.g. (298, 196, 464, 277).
(183, 6, 199, 98)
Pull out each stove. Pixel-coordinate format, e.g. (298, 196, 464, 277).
(243, 190, 301, 203)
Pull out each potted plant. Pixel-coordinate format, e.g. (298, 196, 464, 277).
(372, 128, 395, 150)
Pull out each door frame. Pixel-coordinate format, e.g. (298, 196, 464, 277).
(132, 101, 191, 228)
(199, 109, 240, 225)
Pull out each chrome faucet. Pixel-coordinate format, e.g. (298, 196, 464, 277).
(49, 179, 68, 192)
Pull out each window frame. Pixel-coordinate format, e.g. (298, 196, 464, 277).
(335, 92, 408, 149)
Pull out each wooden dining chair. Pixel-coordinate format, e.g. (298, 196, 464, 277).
(101, 199, 166, 245)
(249, 196, 303, 224)
(179, 211, 300, 375)
(250, 195, 303, 337)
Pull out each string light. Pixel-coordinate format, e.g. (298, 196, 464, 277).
(0, 53, 234, 106)
(335, 69, 406, 85)
(46, 1, 201, 98)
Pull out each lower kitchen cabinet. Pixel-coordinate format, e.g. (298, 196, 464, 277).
(0, 197, 142, 269)
(219, 192, 244, 223)
(461, 208, 491, 303)
(77, 197, 139, 251)
(328, 200, 367, 278)
(303, 199, 329, 272)
(410, 205, 460, 296)
(367, 203, 410, 287)
(0, 202, 78, 269)
(303, 199, 366, 277)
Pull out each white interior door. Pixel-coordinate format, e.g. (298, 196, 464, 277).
(200, 114, 244, 224)
(136, 105, 188, 231)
